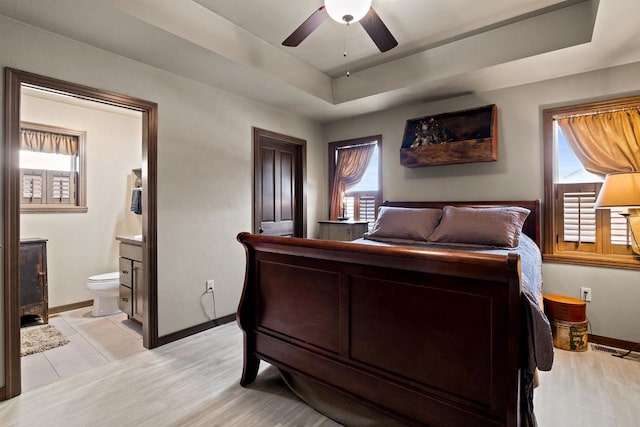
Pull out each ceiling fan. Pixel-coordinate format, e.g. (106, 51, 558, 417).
(282, 0, 398, 52)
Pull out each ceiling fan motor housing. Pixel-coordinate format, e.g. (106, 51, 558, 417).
(282, 0, 397, 52)
(325, 0, 372, 24)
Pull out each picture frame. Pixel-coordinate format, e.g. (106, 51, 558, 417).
(400, 104, 498, 168)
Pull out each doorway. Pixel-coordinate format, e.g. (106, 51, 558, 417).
(3, 68, 158, 399)
(253, 128, 306, 237)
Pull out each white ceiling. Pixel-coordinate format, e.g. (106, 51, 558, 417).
(1, 0, 639, 122)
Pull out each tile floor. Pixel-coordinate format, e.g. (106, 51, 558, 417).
(20, 307, 144, 392)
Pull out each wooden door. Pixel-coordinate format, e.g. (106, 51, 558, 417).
(254, 128, 306, 237)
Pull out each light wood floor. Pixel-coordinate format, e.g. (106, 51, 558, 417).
(535, 344, 640, 427)
(1, 322, 639, 426)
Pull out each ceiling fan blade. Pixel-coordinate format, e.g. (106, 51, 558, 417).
(360, 8, 398, 52)
(282, 6, 328, 47)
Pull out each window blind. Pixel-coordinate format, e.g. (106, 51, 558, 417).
(344, 196, 355, 220)
(610, 209, 631, 246)
(555, 182, 634, 256)
(20, 169, 75, 206)
(23, 173, 43, 199)
(562, 191, 596, 243)
(21, 170, 45, 204)
(51, 173, 71, 202)
(344, 193, 379, 223)
(358, 195, 377, 223)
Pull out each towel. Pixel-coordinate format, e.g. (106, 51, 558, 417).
(131, 188, 142, 215)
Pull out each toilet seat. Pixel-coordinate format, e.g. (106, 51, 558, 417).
(88, 271, 120, 282)
(87, 272, 119, 291)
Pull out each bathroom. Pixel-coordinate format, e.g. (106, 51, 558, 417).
(19, 86, 145, 390)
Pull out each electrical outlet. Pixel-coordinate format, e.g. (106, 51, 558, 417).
(580, 287, 592, 302)
(206, 279, 215, 293)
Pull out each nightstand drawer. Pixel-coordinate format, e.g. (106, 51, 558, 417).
(318, 221, 369, 241)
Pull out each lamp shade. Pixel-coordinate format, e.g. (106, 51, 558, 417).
(594, 172, 640, 209)
(325, 0, 372, 24)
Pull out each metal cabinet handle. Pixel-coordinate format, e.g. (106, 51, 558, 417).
(121, 270, 129, 274)
(121, 297, 129, 302)
(259, 228, 264, 234)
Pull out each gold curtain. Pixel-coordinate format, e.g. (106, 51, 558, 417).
(21, 128, 79, 156)
(557, 109, 640, 176)
(329, 144, 375, 220)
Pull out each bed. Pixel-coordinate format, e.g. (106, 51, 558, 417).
(236, 200, 553, 427)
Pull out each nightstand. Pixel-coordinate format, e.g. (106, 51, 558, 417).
(318, 220, 369, 241)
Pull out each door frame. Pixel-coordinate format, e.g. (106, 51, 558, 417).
(253, 127, 307, 238)
(3, 68, 159, 399)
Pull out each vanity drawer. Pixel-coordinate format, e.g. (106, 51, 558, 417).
(118, 285, 133, 316)
(120, 243, 143, 262)
(119, 258, 132, 287)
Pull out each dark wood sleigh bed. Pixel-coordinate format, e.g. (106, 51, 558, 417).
(237, 200, 542, 427)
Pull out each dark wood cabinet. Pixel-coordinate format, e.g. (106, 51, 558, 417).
(20, 238, 48, 324)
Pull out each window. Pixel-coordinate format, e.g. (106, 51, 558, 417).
(20, 122, 87, 213)
(328, 136, 382, 226)
(543, 95, 640, 269)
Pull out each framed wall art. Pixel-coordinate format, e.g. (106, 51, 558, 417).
(400, 104, 498, 168)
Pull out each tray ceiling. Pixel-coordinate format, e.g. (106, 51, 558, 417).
(0, 0, 638, 122)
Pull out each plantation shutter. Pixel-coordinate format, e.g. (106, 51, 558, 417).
(48, 171, 76, 205)
(555, 182, 635, 255)
(358, 195, 377, 223)
(344, 192, 380, 223)
(610, 209, 632, 246)
(344, 196, 355, 220)
(21, 169, 45, 204)
(556, 183, 600, 251)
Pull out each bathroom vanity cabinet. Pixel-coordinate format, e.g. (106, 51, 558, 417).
(117, 236, 143, 323)
(19, 238, 48, 324)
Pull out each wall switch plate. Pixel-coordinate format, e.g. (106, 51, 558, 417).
(580, 287, 592, 302)
(206, 279, 215, 293)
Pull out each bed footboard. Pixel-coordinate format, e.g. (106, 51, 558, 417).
(237, 233, 523, 427)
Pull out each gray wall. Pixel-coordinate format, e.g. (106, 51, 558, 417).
(324, 61, 640, 343)
(0, 15, 325, 386)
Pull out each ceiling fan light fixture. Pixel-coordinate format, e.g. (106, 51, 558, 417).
(325, 0, 372, 24)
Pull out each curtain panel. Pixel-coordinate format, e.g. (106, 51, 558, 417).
(329, 144, 375, 220)
(21, 128, 79, 156)
(557, 109, 640, 176)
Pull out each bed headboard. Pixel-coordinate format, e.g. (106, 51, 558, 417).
(381, 200, 541, 249)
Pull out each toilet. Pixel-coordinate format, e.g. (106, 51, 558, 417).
(86, 272, 121, 317)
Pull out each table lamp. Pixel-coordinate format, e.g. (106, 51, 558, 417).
(594, 171, 640, 255)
